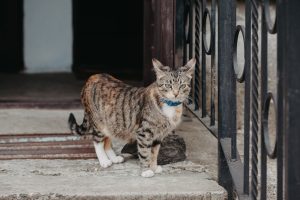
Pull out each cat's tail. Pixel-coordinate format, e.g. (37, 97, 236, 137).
(68, 113, 88, 136)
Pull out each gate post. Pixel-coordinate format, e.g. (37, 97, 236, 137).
(217, 0, 236, 199)
(278, 0, 300, 199)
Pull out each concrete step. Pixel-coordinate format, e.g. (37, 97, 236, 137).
(0, 159, 226, 200)
(0, 108, 226, 199)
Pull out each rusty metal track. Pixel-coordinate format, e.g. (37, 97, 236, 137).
(0, 133, 96, 160)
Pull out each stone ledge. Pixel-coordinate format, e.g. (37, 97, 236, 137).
(0, 159, 226, 200)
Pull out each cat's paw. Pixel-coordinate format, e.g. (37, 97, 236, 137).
(154, 165, 163, 173)
(141, 169, 155, 178)
(99, 159, 112, 168)
(111, 156, 124, 164)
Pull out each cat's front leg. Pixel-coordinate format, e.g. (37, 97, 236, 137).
(150, 141, 162, 174)
(137, 128, 155, 178)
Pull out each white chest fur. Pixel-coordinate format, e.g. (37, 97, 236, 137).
(162, 104, 176, 118)
(161, 104, 182, 126)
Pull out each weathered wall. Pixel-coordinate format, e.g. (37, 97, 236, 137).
(24, 0, 72, 73)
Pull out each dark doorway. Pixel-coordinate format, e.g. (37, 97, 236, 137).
(72, 0, 143, 81)
(0, 0, 23, 73)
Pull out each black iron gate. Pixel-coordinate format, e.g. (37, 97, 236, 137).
(177, 0, 300, 199)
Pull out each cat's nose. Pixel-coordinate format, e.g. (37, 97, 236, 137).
(174, 91, 179, 97)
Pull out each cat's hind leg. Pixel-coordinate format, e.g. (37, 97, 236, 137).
(103, 137, 124, 164)
(93, 134, 112, 168)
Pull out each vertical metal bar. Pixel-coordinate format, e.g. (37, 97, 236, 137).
(276, 1, 284, 199)
(183, 26, 187, 64)
(244, 0, 251, 195)
(210, 0, 216, 126)
(183, 0, 189, 64)
(189, 0, 194, 60)
(194, 0, 201, 110)
(278, 0, 300, 199)
(218, 0, 236, 198)
(250, 0, 259, 199)
(187, 0, 195, 105)
(260, 1, 268, 199)
(201, 0, 207, 117)
(230, 1, 237, 161)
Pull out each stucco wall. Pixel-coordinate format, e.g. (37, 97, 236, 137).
(24, 0, 72, 73)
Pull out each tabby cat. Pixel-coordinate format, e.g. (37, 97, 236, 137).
(68, 58, 195, 177)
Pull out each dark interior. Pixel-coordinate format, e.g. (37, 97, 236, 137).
(0, 0, 143, 79)
(0, 0, 143, 107)
(0, 0, 23, 73)
(72, 0, 143, 80)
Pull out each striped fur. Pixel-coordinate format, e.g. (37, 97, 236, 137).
(68, 58, 196, 177)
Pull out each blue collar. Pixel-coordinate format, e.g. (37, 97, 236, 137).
(161, 98, 182, 106)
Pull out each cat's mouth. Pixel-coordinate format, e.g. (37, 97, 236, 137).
(163, 96, 185, 103)
(158, 90, 186, 103)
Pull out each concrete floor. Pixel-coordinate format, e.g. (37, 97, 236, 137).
(0, 108, 225, 199)
(0, 108, 219, 179)
(0, 160, 226, 200)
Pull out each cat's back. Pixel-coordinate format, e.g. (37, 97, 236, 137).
(81, 73, 142, 105)
(83, 73, 126, 90)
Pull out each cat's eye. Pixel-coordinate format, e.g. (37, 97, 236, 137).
(165, 84, 172, 89)
(180, 84, 187, 89)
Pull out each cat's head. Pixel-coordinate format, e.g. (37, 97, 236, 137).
(152, 58, 196, 102)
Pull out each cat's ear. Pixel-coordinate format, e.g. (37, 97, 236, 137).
(152, 58, 170, 78)
(180, 58, 196, 78)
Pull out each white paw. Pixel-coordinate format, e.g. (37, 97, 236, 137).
(141, 169, 155, 178)
(154, 165, 163, 173)
(111, 156, 124, 164)
(99, 159, 112, 168)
